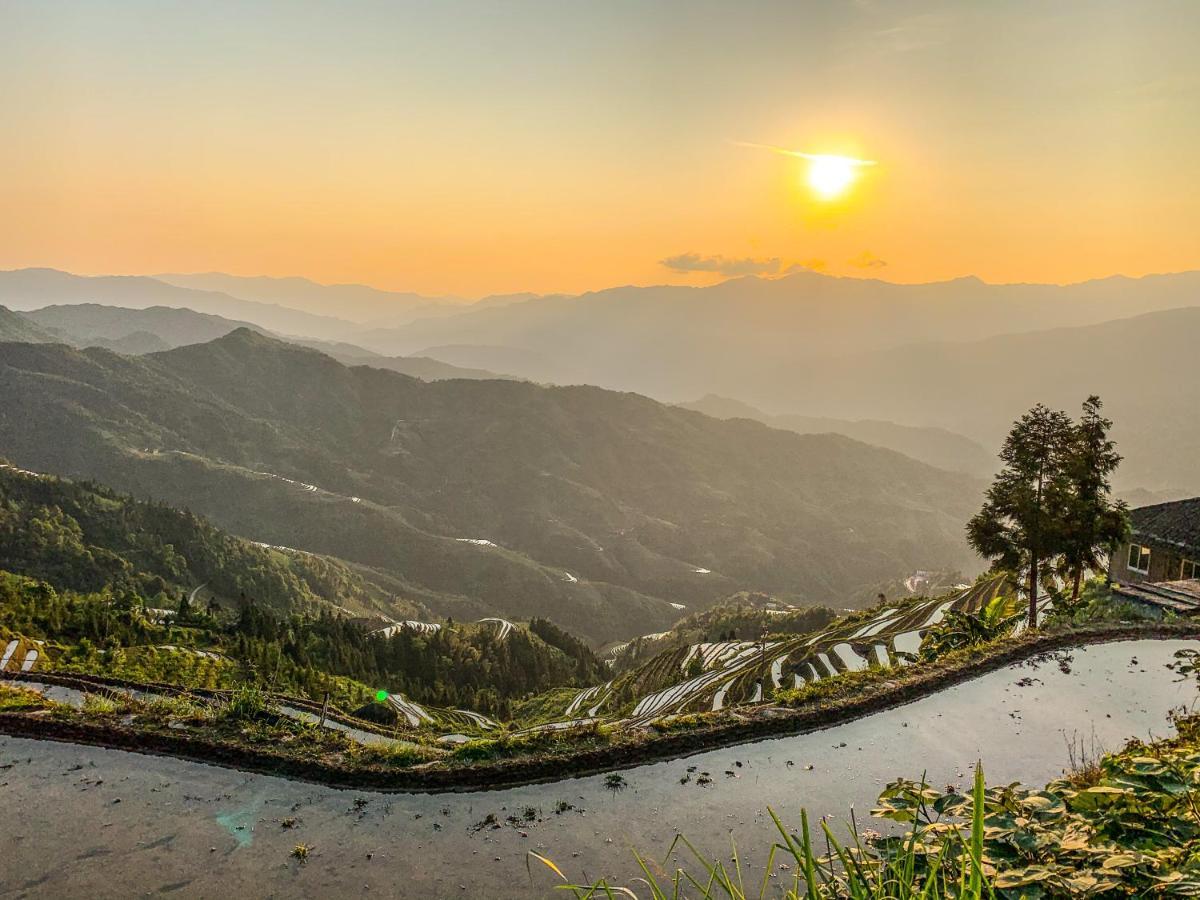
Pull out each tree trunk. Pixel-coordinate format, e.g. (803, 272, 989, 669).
(1071, 567, 1083, 602)
(1028, 552, 1039, 629)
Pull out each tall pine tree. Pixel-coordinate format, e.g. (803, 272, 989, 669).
(967, 404, 1075, 628)
(1060, 396, 1129, 600)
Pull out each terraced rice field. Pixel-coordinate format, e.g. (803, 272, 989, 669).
(382, 693, 499, 731)
(558, 576, 1013, 731)
(0, 637, 43, 673)
(367, 616, 516, 640)
(1, 639, 1191, 899)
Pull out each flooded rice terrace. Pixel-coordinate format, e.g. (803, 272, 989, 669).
(1, 639, 1195, 898)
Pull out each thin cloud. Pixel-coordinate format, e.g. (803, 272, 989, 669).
(661, 253, 783, 277)
(847, 251, 888, 269)
(732, 141, 877, 167)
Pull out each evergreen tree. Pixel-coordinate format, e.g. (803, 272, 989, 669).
(1060, 396, 1129, 600)
(967, 404, 1075, 628)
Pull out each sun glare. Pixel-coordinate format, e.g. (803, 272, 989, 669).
(804, 154, 868, 200)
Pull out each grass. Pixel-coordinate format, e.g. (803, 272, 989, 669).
(138, 693, 211, 723)
(535, 764, 993, 898)
(1061, 728, 1107, 787)
(81, 691, 134, 716)
(0, 683, 51, 712)
(351, 739, 443, 768)
(535, 711, 1200, 898)
(217, 683, 271, 722)
(451, 722, 612, 762)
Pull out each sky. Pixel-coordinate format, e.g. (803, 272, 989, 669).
(1, 0, 1198, 298)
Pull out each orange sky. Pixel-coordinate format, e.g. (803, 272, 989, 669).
(2, 2, 1197, 297)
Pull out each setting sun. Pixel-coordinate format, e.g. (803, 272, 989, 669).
(802, 154, 875, 200)
(735, 142, 877, 203)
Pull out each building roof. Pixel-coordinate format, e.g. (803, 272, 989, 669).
(1130, 497, 1200, 555)
(1113, 579, 1200, 615)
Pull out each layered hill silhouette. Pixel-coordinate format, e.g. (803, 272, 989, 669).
(155, 271, 468, 325)
(0, 268, 363, 340)
(2, 301, 513, 382)
(677, 395, 994, 477)
(347, 274, 1198, 494)
(24, 303, 263, 350)
(0, 306, 58, 344)
(8, 266, 1194, 493)
(353, 269, 1200, 382)
(0, 330, 982, 642)
(781, 307, 1200, 494)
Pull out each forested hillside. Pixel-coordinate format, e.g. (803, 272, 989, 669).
(0, 330, 983, 642)
(0, 569, 604, 716)
(678, 394, 994, 476)
(0, 306, 57, 343)
(0, 462, 410, 618)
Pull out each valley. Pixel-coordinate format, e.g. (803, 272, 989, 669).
(0, 330, 983, 641)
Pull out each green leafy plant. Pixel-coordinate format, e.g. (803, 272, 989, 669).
(218, 682, 270, 722)
(919, 595, 1022, 661)
(540, 709, 1200, 898)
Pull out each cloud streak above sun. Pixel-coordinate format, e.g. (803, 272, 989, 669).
(732, 141, 878, 168)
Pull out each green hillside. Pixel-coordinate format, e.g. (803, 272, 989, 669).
(0, 306, 58, 343)
(23, 302, 262, 349)
(678, 394, 994, 476)
(0, 461, 410, 618)
(0, 330, 984, 643)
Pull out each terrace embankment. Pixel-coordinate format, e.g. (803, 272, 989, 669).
(1, 621, 1196, 793)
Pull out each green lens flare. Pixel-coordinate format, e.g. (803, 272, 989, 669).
(375, 689, 388, 702)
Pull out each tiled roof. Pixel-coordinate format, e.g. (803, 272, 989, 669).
(1130, 497, 1200, 554)
(1113, 579, 1200, 615)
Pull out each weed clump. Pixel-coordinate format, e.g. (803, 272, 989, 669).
(218, 683, 270, 723)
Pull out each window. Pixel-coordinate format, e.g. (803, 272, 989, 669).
(1183, 558, 1200, 580)
(1127, 543, 1151, 574)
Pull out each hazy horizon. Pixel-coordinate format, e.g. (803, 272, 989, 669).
(4, 1, 1198, 296)
(5, 262, 1200, 305)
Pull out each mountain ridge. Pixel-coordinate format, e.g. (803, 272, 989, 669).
(677, 394, 994, 476)
(0, 330, 984, 642)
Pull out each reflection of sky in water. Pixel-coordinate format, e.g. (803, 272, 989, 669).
(215, 796, 265, 849)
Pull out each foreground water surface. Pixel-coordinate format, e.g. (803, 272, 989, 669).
(1, 639, 1195, 898)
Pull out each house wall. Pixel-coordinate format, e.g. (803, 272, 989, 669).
(1110, 539, 1185, 584)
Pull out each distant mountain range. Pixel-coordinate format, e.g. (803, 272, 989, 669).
(676, 395, 995, 477)
(24, 303, 262, 350)
(347, 268, 1200, 380)
(778, 307, 1200, 494)
(0, 306, 58, 344)
(0, 329, 983, 643)
(5, 265, 1194, 494)
(0, 268, 364, 340)
(0, 302, 514, 382)
(350, 273, 1198, 494)
(154, 272, 468, 325)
